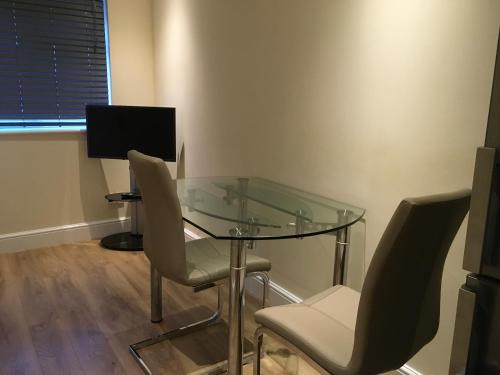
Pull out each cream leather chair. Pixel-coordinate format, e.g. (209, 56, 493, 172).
(127, 150, 271, 374)
(254, 190, 471, 375)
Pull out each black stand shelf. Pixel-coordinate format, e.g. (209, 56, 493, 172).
(101, 192, 143, 251)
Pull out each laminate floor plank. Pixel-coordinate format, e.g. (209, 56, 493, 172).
(15, 250, 86, 375)
(0, 254, 43, 375)
(56, 244, 149, 336)
(36, 247, 126, 375)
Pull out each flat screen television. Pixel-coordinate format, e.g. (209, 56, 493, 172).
(86, 105, 176, 161)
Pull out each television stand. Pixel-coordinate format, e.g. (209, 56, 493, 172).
(101, 166, 143, 251)
(100, 231, 142, 250)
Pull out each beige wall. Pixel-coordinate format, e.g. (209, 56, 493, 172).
(0, 0, 156, 236)
(152, 0, 499, 373)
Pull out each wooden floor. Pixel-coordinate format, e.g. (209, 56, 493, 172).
(0, 241, 321, 375)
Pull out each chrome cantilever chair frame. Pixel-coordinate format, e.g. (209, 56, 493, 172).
(129, 267, 270, 375)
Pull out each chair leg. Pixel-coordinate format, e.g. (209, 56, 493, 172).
(139, 269, 268, 374)
(215, 282, 223, 317)
(130, 283, 224, 374)
(254, 327, 264, 375)
(150, 265, 162, 323)
(250, 271, 270, 308)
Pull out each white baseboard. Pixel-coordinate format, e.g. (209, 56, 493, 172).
(0, 217, 130, 253)
(398, 365, 422, 375)
(183, 226, 202, 241)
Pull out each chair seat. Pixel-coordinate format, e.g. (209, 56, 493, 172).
(182, 238, 271, 286)
(254, 285, 360, 374)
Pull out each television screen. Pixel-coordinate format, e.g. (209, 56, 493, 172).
(86, 105, 176, 161)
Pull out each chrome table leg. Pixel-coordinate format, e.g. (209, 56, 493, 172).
(228, 235, 247, 375)
(333, 210, 352, 286)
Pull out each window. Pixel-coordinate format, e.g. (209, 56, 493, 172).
(0, 0, 111, 132)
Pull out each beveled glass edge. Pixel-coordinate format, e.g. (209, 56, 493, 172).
(182, 209, 366, 241)
(178, 176, 365, 240)
(182, 217, 218, 239)
(181, 206, 281, 229)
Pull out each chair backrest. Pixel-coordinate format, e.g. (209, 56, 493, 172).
(128, 150, 187, 283)
(349, 190, 471, 374)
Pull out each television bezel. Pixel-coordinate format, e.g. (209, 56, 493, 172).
(85, 104, 176, 162)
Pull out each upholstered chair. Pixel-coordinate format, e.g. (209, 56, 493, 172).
(254, 190, 470, 375)
(127, 150, 271, 374)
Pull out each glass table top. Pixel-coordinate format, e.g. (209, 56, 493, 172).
(176, 177, 364, 240)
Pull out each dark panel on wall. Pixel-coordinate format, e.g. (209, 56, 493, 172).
(486, 32, 500, 148)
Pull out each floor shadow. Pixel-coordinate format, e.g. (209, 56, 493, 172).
(138, 306, 252, 372)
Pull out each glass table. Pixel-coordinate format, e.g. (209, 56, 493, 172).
(175, 177, 364, 374)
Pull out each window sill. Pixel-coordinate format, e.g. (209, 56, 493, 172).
(0, 126, 86, 135)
